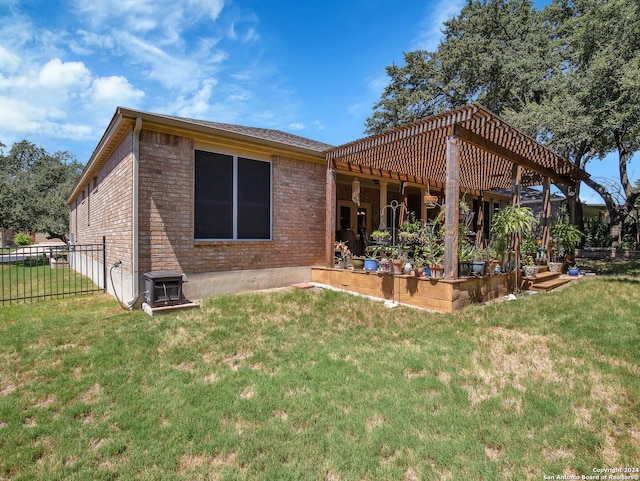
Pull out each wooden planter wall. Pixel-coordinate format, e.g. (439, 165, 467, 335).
(311, 268, 516, 312)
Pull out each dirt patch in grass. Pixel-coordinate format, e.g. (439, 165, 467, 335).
(404, 466, 421, 481)
(0, 378, 16, 396)
(462, 327, 560, 404)
(179, 451, 241, 479)
(223, 350, 253, 371)
(365, 413, 386, 432)
(79, 383, 103, 403)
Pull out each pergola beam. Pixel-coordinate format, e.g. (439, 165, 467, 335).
(453, 124, 576, 187)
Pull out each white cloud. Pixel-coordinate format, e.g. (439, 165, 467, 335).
(91, 76, 145, 106)
(0, 45, 20, 74)
(114, 31, 226, 92)
(38, 58, 90, 90)
(412, 0, 466, 51)
(69, 30, 116, 55)
(288, 122, 304, 130)
(72, 0, 225, 44)
(0, 54, 143, 144)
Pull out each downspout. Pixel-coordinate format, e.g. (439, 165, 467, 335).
(132, 118, 142, 303)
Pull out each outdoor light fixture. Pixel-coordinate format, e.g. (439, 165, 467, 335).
(423, 184, 438, 208)
(567, 186, 576, 197)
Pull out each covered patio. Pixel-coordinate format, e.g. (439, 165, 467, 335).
(312, 104, 586, 311)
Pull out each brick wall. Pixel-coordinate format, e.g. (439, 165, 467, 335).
(137, 129, 327, 275)
(69, 132, 134, 275)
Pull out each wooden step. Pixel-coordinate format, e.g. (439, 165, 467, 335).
(520, 270, 560, 290)
(529, 277, 572, 292)
(525, 270, 560, 282)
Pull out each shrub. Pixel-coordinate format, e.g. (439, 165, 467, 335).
(13, 232, 32, 246)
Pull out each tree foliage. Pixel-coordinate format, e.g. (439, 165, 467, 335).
(366, 0, 640, 241)
(0, 140, 83, 244)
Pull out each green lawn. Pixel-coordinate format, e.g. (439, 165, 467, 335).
(1, 261, 99, 305)
(1, 264, 639, 480)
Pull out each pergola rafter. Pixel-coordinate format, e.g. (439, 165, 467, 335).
(326, 103, 585, 191)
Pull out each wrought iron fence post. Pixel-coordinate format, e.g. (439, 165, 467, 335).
(102, 236, 107, 292)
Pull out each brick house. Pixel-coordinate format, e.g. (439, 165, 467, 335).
(69, 104, 584, 310)
(67, 107, 332, 303)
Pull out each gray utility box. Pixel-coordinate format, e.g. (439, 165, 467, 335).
(143, 271, 184, 307)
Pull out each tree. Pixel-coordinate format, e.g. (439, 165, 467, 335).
(366, 0, 640, 244)
(0, 140, 83, 244)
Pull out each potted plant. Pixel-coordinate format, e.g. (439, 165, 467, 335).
(418, 226, 445, 278)
(351, 256, 364, 270)
(458, 244, 473, 277)
(371, 230, 390, 246)
(523, 256, 539, 278)
(550, 217, 582, 264)
(388, 247, 405, 274)
(470, 246, 488, 276)
(399, 212, 422, 247)
(413, 256, 427, 277)
(567, 264, 580, 276)
(490, 204, 537, 273)
(334, 241, 351, 268)
(521, 237, 539, 265)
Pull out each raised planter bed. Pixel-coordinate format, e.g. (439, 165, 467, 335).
(311, 267, 516, 313)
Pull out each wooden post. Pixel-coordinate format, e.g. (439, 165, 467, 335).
(420, 186, 427, 223)
(511, 164, 522, 292)
(379, 179, 388, 229)
(475, 191, 485, 247)
(542, 177, 551, 256)
(444, 136, 460, 280)
(511, 164, 522, 207)
(568, 185, 577, 224)
(326, 165, 336, 267)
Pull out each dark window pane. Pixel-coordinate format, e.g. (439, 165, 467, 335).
(237, 157, 271, 239)
(194, 150, 233, 239)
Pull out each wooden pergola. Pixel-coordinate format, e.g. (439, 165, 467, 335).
(324, 103, 586, 279)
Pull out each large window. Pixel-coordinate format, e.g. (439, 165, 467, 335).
(194, 150, 272, 240)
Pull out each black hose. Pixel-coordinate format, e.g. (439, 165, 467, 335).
(109, 264, 129, 310)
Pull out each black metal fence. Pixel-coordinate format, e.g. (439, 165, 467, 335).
(1, 238, 106, 306)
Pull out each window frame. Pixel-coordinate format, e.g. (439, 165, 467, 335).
(194, 148, 273, 242)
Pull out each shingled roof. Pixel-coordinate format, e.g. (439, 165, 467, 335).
(327, 103, 586, 193)
(160, 113, 334, 153)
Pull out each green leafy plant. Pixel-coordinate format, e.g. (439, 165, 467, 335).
(550, 207, 582, 260)
(13, 232, 32, 246)
(371, 230, 390, 244)
(521, 237, 538, 259)
(458, 244, 474, 262)
(490, 205, 537, 253)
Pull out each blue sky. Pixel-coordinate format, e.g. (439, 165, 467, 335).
(0, 0, 634, 203)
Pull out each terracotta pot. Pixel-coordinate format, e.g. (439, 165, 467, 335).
(429, 265, 444, 278)
(391, 259, 403, 274)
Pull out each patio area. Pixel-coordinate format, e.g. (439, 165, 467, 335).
(319, 104, 587, 311)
